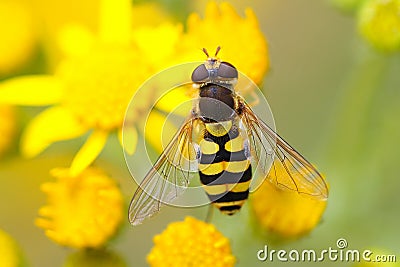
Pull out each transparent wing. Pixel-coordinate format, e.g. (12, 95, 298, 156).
(239, 98, 328, 199)
(129, 115, 202, 225)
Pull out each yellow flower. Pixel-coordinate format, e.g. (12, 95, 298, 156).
(0, 0, 269, 175)
(0, 105, 16, 157)
(0, 1, 37, 75)
(35, 167, 124, 249)
(147, 216, 235, 267)
(63, 249, 127, 267)
(251, 160, 327, 238)
(181, 1, 269, 85)
(358, 0, 400, 51)
(0, 0, 180, 176)
(0, 228, 25, 267)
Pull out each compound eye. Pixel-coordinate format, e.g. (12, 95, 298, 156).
(218, 61, 238, 79)
(191, 64, 209, 82)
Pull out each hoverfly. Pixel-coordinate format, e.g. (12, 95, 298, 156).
(128, 47, 328, 225)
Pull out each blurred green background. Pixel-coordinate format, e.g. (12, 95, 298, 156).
(0, 0, 399, 266)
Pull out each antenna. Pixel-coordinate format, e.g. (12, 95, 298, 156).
(202, 46, 222, 58)
(214, 46, 221, 57)
(202, 48, 210, 57)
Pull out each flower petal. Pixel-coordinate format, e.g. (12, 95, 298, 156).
(0, 105, 16, 156)
(205, 1, 220, 18)
(155, 86, 193, 116)
(21, 106, 88, 158)
(70, 129, 109, 177)
(220, 2, 240, 20)
(0, 75, 63, 105)
(145, 110, 177, 153)
(0, 1, 36, 75)
(119, 126, 137, 155)
(99, 0, 132, 45)
(58, 24, 94, 58)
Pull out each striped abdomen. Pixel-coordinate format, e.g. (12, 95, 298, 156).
(198, 120, 252, 215)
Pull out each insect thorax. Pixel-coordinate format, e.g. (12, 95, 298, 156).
(198, 83, 237, 123)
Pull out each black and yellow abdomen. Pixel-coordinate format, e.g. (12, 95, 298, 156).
(198, 120, 252, 215)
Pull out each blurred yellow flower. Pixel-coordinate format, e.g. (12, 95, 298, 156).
(0, 0, 269, 175)
(0, 1, 37, 75)
(0, 0, 177, 176)
(147, 216, 235, 267)
(35, 167, 124, 249)
(31, 0, 99, 69)
(251, 160, 327, 238)
(358, 0, 400, 51)
(0, 105, 16, 157)
(0, 228, 25, 267)
(63, 249, 127, 267)
(181, 1, 269, 85)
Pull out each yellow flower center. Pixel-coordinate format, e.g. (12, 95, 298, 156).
(56, 45, 151, 130)
(147, 217, 236, 267)
(35, 167, 124, 249)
